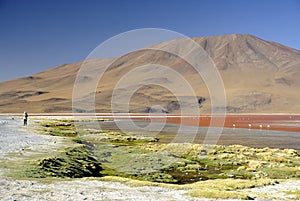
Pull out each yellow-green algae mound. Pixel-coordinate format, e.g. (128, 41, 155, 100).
(27, 146, 103, 178)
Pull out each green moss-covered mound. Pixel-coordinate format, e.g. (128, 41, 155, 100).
(29, 146, 103, 178)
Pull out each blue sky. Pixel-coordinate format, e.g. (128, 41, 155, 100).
(0, 0, 300, 82)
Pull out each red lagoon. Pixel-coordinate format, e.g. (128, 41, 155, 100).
(3, 113, 300, 132)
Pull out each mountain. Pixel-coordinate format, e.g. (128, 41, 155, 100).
(1, 34, 300, 113)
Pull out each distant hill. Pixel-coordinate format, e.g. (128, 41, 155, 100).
(1, 34, 300, 113)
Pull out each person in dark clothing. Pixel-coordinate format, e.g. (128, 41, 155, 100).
(23, 112, 28, 126)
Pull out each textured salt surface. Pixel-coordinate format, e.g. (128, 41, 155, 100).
(0, 116, 61, 159)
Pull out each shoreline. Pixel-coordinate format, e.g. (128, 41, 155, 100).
(2, 114, 300, 150)
(1, 113, 300, 133)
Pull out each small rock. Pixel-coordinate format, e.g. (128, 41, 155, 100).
(284, 149, 298, 156)
(237, 166, 246, 171)
(246, 168, 256, 172)
(248, 160, 262, 169)
(200, 149, 207, 155)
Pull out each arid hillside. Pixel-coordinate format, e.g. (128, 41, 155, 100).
(1, 34, 300, 113)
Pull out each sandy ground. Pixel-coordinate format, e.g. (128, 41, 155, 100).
(0, 116, 300, 201)
(0, 177, 195, 201)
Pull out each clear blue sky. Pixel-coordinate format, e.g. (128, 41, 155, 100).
(0, 0, 300, 82)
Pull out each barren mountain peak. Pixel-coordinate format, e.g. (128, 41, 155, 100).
(1, 34, 300, 113)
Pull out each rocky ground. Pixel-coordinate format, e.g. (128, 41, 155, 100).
(0, 177, 198, 201)
(0, 116, 300, 201)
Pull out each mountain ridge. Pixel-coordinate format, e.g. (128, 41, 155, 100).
(1, 34, 300, 113)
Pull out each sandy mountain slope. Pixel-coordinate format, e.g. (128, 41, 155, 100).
(1, 34, 300, 113)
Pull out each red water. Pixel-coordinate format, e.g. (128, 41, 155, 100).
(128, 114, 300, 132)
(3, 113, 300, 132)
(165, 114, 300, 132)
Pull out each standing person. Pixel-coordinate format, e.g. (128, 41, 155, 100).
(23, 112, 28, 126)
